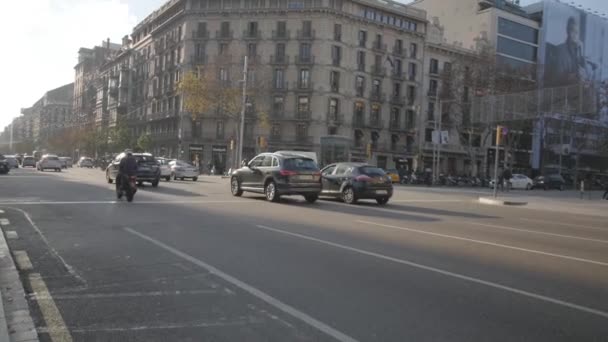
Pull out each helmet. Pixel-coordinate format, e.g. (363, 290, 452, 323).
(124, 149, 133, 156)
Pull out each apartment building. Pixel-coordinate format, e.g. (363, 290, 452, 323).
(125, 0, 427, 172)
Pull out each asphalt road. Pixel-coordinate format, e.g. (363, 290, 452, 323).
(0, 167, 607, 342)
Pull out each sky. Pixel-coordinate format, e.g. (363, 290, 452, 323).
(1, 0, 607, 130)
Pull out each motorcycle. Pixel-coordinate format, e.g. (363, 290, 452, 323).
(117, 175, 138, 202)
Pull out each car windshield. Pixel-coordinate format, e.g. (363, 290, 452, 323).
(282, 158, 318, 171)
(134, 155, 156, 164)
(357, 166, 386, 177)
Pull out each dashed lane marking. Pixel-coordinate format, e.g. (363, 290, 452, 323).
(0, 200, 253, 206)
(125, 227, 359, 342)
(519, 218, 607, 231)
(254, 224, 608, 320)
(29, 273, 73, 342)
(13, 250, 33, 270)
(466, 222, 608, 244)
(358, 220, 608, 267)
(0, 218, 9, 226)
(5, 230, 18, 240)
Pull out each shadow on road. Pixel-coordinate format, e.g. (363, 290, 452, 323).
(138, 184, 206, 197)
(377, 203, 498, 219)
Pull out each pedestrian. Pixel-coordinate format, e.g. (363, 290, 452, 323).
(503, 168, 513, 192)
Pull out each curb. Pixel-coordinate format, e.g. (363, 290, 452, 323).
(0, 224, 39, 342)
(478, 197, 528, 206)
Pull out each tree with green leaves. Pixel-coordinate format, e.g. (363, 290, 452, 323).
(136, 133, 152, 152)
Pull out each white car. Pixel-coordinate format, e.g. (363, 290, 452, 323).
(156, 158, 173, 181)
(37, 155, 62, 172)
(77, 157, 94, 168)
(510, 174, 533, 190)
(169, 160, 199, 181)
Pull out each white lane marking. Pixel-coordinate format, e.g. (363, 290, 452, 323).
(5, 230, 18, 239)
(390, 199, 463, 203)
(519, 218, 607, 231)
(0, 200, 252, 206)
(31, 289, 221, 300)
(124, 227, 358, 342)
(7, 207, 87, 287)
(14, 250, 33, 270)
(37, 318, 260, 334)
(0, 218, 9, 225)
(254, 224, 608, 319)
(29, 273, 73, 342)
(0, 209, 4, 213)
(358, 220, 608, 267)
(466, 222, 608, 244)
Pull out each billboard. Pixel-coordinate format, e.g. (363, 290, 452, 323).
(539, 0, 608, 123)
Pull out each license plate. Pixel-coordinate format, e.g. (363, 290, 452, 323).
(139, 166, 150, 170)
(297, 175, 313, 180)
(376, 190, 388, 195)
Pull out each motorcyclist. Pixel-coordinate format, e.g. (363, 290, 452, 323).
(117, 150, 138, 193)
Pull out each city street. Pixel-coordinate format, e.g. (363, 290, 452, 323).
(1, 167, 607, 341)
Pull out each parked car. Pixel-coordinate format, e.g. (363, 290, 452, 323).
(384, 169, 400, 183)
(156, 158, 173, 181)
(0, 154, 10, 174)
(533, 174, 566, 190)
(59, 157, 73, 168)
(320, 163, 393, 205)
(510, 174, 533, 190)
(77, 157, 94, 168)
(169, 160, 199, 181)
(230, 152, 322, 202)
(21, 156, 36, 168)
(4, 155, 19, 168)
(106, 152, 161, 187)
(37, 155, 62, 172)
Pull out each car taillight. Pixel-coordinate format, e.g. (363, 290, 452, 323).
(355, 175, 372, 182)
(279, 170, 298, 177)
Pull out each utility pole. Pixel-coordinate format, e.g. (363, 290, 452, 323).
(437, 99, 443, 183)
(493, 125, 502, 198)
(9, 122, 13, 154)
(236, 56, 248, 169)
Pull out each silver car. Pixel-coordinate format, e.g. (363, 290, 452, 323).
(37, 155, 62, 172)
(169, 160, 199, 181)
(156, 158, 173, 181)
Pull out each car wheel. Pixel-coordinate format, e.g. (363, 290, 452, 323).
(107, 172, 113, 184)
(137, 181, 143, 186)
(165, 176, 170, 181)
(152, 179, 159, 188)
(342, 187, 357, 204)
(265, 181, 280, 202)
(231, 177, 243, 197)
(304, 195, 318, 203)
(180, 177, 185, 181)
(192, 177, 198, 181)
(57, 168, 62, 172)
(526, 184, 531, 190)
(559, 184, 564, 191)
(172, 173, 177, 180)
(543, 185, 548, 191)
(376, 197, 389, 205)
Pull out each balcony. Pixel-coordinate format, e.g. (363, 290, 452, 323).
(393, 46, 406, 57)
(270, 54, 289, 65)
(293, 81, 314, 92)
(408, 73, 417, 82)
(270, 110, 284, 120)
(149, 131, 178, 141)
(332, 58, 341, 67)
(352, 115, 365, 128)
(391, 71, 405, 81)
(357, 64, 365, 72)
(215, 30, 234, 40)
(429, 68, 440, 77)
(368, 118, 384, 129)
(371, 65, 386, 77)
(389, 120, 402, 131)
(427, 90, 438, 98)
(271, 30, 290, 40)
(295, 135, 314, 145)
(296, 29, 315, 40)
(272, 81, 289, 93)
(243, 55, 262, 65)
(390, 95, 405, 106)
(327, 113, 344, 125)
(296, 110, 311, 120)
(295, 55, 315, 65)
(243, 29, 261, 40)
(372, 41, 387, 52)
(370, 91, 385, 103)
(191, 30, 209, 40)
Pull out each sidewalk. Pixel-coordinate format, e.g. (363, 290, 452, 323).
(490, 191, 608, 217)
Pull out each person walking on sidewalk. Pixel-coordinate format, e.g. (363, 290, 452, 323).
(503, 168, 513, 192)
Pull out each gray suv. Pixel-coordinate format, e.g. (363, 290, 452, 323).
(230, 152, 322, 203)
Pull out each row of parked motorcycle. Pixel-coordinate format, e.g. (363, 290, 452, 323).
(396, 172, 490, 187)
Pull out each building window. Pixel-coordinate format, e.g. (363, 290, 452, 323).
(296, 123, 307, 139)
(428, 80, 437, 96)
(219, 68, 228, 82)
(299, 69, 310, 88)
(357, 51, 366, 71)
(393, 82, 401, 98)
(372, 79, 381, 95)
(328, 126, 338, 135)
(330, 71, 340, 92)
(370, 104, 380, 125)
(216, 120, 224, 139)
(276, 21, 287, 37)
(428, 102, 435, 121)
(407, 85, 416, 105)
(395, 39, 403, 54)
(274, 68, 284, 88)
(354, 129, 364, 147)
(374, 34, 382, 49)
(395, 59, 402, 74)
(331, 45, 341, 66)
(329, 98, 339, 119)
(355, 75, 365, 97)
(220, 21, 230, 37)
(498, 17, 538, 44)
(334, 24, 342, 41)
(410, 43, 418, 59)
(195, 43, 205, 57)
(196, 22, 207, 38)
(302, 20, 312, 37)
(271, 123, 281, 138)
(390, 107, 400, 126)
(429, 58, 439, 74)
(247, 43, 257, 57)
(273, 96, 284, 113)
(300, 43, 311, 60)
(497, 36, 537, 62)
(276, 43, 286, 61)
(391, 134, 399, 151)
(358, 30, 367, 47)
(408, 62, 417, 81)
(443, 62, 452, 73)
(219, 43, 228, 55)
(298, 96, 309, 113)
(425, 128, 433, 142)
(406, 109, 415, 129)
(247, 21, 258, 37)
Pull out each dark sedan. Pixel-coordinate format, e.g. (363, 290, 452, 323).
(320, 163, 393, 205)
(0, 154, 9, 174)
(106, 152, 161, 187)
(532, 174, 566, 190)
